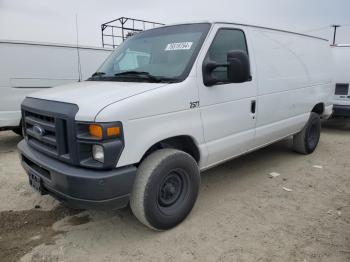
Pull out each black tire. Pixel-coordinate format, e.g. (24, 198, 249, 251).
(12, 126, 23, 136)
(293, 112, 321, 154)
(130, 149, 200, 231)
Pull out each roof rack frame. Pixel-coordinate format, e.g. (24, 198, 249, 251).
(101, 17, 165, 49)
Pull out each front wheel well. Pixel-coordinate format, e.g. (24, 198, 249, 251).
(140, 136, 200, 165)
(311, 103, 324, 115)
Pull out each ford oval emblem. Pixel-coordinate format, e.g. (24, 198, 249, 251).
(33, 125, 45, 136)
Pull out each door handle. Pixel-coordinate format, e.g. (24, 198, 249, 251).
(251, 100, 256, 114)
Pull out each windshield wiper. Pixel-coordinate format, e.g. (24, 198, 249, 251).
(89, 71, 178, 83)
(91, 72, 106, 77)
(114, 71, 162, 82)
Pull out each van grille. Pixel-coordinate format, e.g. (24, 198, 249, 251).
(23, 110, 69, 158)
(21, 98, 79, 165)
(335, 83, 349, 95)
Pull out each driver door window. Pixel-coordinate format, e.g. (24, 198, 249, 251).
(206, 29, 248, 82)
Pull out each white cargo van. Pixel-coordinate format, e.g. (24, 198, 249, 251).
(331, 44, 350, 117)
(0, 40, 112, 134)
(18, 22, 333, 230)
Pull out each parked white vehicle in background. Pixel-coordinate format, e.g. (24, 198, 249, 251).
(18, 22, 333, 230)
(0, 40, 112, 134)
(331, 44, 350, 117)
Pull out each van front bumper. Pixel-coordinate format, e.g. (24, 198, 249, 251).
(333, 104, 350, 117)
(18, 140, 137, 209)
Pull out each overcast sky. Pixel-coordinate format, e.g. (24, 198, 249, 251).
(0, 0, 349, 47)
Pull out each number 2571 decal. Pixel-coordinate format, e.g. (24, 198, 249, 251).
(190, 101, 200, 109)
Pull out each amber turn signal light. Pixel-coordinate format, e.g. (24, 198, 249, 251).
(89, 124, 103, 139)
(89, 124, 121, 139)
(107, 127, 121, 137)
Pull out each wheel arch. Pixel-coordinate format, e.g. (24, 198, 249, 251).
(311, 103, 325, 115)
(139, 135, 201, 165)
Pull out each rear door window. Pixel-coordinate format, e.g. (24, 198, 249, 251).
(335, 83, 349, 95)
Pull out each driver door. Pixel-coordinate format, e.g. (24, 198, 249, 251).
(197, 25, 258, 167)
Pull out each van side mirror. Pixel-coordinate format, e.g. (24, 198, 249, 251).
(202, 60, 222, 86)
(202, 50, 251, 86)
(227, 50, 251, 83)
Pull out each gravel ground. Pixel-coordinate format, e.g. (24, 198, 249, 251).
(0, 119, 349, 262)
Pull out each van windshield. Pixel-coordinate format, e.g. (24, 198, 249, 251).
(88, 23, 211, 83)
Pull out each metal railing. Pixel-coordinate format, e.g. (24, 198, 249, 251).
(101, 17, 165, 49)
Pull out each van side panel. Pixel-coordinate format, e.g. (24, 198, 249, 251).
(0, 41, 111, 128)
(250, 29, 333, 146)
(0, 42, 75, 127)
(78, 48, 113, 80)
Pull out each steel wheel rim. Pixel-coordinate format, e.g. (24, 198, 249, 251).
(156, 168, 191, 216)
(158, 172, 184, 207)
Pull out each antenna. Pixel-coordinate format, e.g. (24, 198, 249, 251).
(331, 24, 341, 46)
(75, 14, 82, 82)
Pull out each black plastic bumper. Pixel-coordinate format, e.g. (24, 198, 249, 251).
(18, 140, 137, 210)
(333, 104, 350, 117)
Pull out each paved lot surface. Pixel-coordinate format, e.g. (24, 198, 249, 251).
(0, 119, 349, 262)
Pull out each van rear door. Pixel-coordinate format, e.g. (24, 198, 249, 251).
(335, 83, 350, 100)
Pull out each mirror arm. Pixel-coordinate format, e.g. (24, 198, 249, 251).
(216, 64, 228, 68)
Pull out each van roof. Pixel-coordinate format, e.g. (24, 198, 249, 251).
(162, 21, 329, 42)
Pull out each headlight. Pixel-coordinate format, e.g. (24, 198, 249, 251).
(77, 122, 124, 169)
(92, 145, 104, 163)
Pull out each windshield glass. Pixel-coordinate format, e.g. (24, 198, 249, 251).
(88, 23, 211, 83)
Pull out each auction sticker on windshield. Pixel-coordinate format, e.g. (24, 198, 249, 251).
(165, 42, 193, 51)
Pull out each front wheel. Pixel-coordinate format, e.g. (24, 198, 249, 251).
(130, 149, 200, 230)
(293, 112, 321, 154)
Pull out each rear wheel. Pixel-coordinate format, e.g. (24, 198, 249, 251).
(130, 149, 200, 230)
(293, 112, 321, 154)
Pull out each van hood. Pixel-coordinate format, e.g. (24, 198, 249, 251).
(27, 81, 168, 121)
